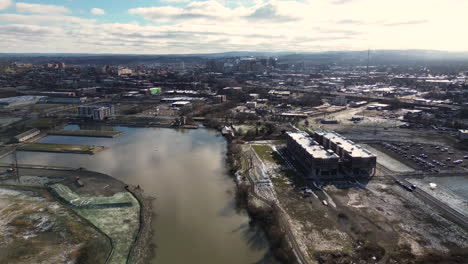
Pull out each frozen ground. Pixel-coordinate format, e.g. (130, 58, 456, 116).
(0, 186, 110, 263)
(50, 183, 140, 264)
(407, 177, 468, 218)
(0, 116, 21, 128)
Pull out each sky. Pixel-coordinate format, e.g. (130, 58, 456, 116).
(0, 0, 467, 54)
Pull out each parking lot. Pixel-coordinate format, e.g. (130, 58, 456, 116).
(372, 142, 468, 173)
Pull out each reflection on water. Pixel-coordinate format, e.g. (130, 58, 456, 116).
(2, 126, 276, 264)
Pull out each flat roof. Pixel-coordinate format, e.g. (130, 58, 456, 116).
(0, 96, 44, 104)
(172, 101, 191, 105)
(319, 131, 375, 158)
(287, 132, 339, 159)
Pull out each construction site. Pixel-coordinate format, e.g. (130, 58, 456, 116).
(233, 129, 468, 263)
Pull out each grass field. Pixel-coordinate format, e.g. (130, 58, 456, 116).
(49, 184, 140, 264)
(18, 143, 103, 154)
(49, 130, 122, 138)
(252, 144, 276, 163)
(252, 144, 286, 165)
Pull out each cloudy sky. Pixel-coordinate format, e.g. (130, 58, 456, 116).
(0, 0, 467, 54)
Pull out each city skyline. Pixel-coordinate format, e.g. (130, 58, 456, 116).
(0, 0, 467, 54)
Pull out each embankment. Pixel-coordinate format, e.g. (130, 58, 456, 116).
(18, 143, 105, 154)
(226, 141, 298, 264)
(126, 185, 156, 264)
(48, 129, 122, 138)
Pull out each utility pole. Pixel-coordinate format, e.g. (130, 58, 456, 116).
(13, 150, 19, 182)
(366, 49, 370, 84)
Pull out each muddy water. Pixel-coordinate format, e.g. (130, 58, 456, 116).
(2, 126, 276, 264)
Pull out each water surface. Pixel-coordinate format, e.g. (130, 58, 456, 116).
(2, 126, 275, 264)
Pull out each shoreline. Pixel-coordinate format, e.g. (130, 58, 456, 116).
(126, 185, 156, 264)
(226, 141, 295, 264)
(48, 130, 122, 138)
(0, 166, 155, 264)
(17, 143, 105, 154)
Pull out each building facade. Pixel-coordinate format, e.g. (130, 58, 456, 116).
(78, 105, 115, 120)
(286, 131, 339, 179)
(313, 131, 376, 176)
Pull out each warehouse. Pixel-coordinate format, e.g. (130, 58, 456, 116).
(0, 96, 43, 109)
(313, 131, 376, 176)
(14, 128, 41, 143)
(286, 131, 339, 180)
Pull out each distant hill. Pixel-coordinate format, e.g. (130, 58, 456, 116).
(1, 50, 468, 66)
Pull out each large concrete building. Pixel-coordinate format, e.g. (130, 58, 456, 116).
(286, 131, 339, 179)
(313, 131, 376, 176)
(78, 105, 115, 120)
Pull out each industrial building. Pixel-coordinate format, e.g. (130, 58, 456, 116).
(213, 95, 227, 103)
(171, 101, 192, 108)
(286, 131, 339, 179)
(313, 131, 376, 176)
(140, 87, 162, 95)
(0, 96, 44, 109)
(78, 105, 115, 120)
(459, 129, 468, 140)
(44, 97, 87, 104)
(14, 128, 41, 143)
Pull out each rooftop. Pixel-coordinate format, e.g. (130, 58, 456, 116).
(287, 132, 339, 159)
(0, 96, 44, 104)
(319, 131, 375, 158)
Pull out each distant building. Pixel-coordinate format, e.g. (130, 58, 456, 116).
(0, 96, 43, 109)
(140, 87, 162, 96)
(213, 95, 227, 103)
(333, 95, 347, 106)
(286, 131, 339, 179)
(313, 131, 376, 176)
(459, 129, 468, 140)
(366, 103, 390, 110)
(171, 101, 192, 108)
(14, 128, 41, 143)
(45, 97, 87, 104)
(350, 101, 368, 108)
(268, 90, 290, 100)
(117, 67, 133, 76)
(245, 101, 257, 109)
(78, 105, 114, 120)
(76, 87, 98, 96)
(249, 94, 260, 100)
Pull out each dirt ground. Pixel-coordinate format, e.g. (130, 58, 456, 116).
(275, 178, 468, 264)
(0, 186, 111, 264)
(249, 141, 468, 264)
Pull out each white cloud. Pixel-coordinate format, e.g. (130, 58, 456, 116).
(0, 0, 467, 53)
(0, 0, 12, 11)
(91, 8, 105, 15)
(160, 0, 190, 3)
(16, 2, 71, 15)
